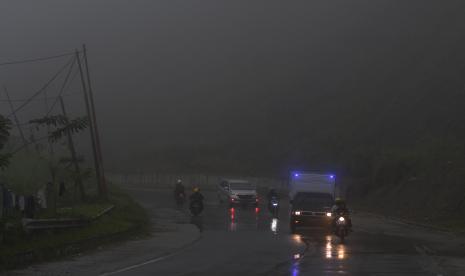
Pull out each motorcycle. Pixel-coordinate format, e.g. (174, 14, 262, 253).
(268, 196, 279, 217)
(334, 213, 350, 243)
(174, 191, 186, 207)
(190, 199, 204, 216)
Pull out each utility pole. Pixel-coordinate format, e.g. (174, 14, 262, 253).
(40, 87, 58, 215)
(76, 50, 104, 197)
(82, 44, 107, 196)
(3, 86, 28, 150)
(59, 96, 86, 201)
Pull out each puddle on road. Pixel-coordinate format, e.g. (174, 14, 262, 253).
(325, 235, 333, 258)
(270, 218, 278, 234)
(227, 207, 260, 231)
(323, 235, 347, 260)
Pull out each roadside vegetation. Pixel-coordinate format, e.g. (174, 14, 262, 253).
(0, 113, 150, 270)
(0, 186, 149, 270)
(343, 137, 465, 232)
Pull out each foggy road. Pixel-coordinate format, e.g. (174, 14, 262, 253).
(3, 2, 465, 275)
(103, 187, 465, 276)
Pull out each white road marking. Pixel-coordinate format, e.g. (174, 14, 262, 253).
(414, 244, 446, 276)
(99, 237, 201, 276)
(99, 254, 174, 276)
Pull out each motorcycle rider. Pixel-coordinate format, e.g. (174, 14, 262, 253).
(267, 188, 280, 208)
(174, 179, 185, 203)
(331, 198, 352, 230)
(189, 187, 204, 213)
(267, 188, 279, 201)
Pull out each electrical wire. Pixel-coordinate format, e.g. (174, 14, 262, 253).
(0, 91, 79, 102)
(6, 55, 76, 118)
(4, 51, 86, 156)
(0, 51, 76, 67)
(46, 56, 78, 116)
(4, 57, 80, 136)
(6, 90, 80, 128)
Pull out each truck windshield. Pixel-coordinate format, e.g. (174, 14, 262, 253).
(293, 193, 333, 210)
(230, 183, 254, 190)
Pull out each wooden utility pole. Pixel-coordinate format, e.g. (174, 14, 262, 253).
(3, 86, 28, 150)
(75, 50, 104, 196)
(59, 96, 86, 201)
(82, 44, 107, 196)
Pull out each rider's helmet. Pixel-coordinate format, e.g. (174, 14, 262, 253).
(193, 187, 200, 193)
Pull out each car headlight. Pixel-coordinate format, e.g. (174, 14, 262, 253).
(294, 211, 301, 216)
(326, 212, 332, 217)
(338, 217, 345, 222)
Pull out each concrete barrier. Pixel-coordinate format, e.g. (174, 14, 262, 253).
(22, 205, 115, 232)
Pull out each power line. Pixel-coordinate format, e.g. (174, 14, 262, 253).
(0, 91, 79, 102)
(6, 90, 80, 128)
(46, 56, 78, 116)
(0, 51, 76, 67)
(8, 57, 80, 148)
(6, 56, 76, 118)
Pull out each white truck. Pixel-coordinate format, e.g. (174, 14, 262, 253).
(289, 172, 336, 232)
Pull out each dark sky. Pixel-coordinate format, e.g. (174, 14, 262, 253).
(1, 1, 465, 165)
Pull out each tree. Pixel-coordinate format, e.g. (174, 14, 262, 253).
(29, 115, 89, 143)
(30, 115, 89, 200)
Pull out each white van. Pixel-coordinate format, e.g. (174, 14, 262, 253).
(217, 179, 258, 207)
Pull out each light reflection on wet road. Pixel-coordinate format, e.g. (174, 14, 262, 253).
(270, 218, 278, 234)
(116, 188, 464, 276)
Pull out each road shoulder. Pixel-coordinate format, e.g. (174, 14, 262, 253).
(6, 208, 200, 276)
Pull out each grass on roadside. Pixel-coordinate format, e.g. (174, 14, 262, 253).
(0, 185, 150, 270)
(435, 217, 465, 233)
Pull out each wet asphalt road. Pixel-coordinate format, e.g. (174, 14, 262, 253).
(118, 187, 465, 276)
